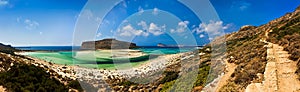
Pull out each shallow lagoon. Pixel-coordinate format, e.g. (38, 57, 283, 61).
(22, 50, 150, 69)
(20, 47, 195, 69)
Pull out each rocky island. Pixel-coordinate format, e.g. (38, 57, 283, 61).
(81, 38, 139, 49)
(157, 43, 167, 47)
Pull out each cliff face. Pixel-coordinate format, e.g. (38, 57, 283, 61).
(81, 38, 138, 49)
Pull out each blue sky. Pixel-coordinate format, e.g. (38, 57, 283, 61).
(0, 0, 300, 46)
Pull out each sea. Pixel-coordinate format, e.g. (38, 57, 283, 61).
(16, 46, 81, 51)
(15, 46, 197, 69)
(16, 46, 196, 54)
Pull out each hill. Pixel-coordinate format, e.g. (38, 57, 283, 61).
(81, 38, 139, 49)
(213, 5, 300, 91)
(88, 6, 300, 92)
(0, 43, 19, 54)
(0, 43, 82, 92)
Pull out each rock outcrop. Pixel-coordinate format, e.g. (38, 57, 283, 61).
(0, 43, 19, 54)
(81, 38, 139, 49)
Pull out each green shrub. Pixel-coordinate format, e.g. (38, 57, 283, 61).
(0, 63, 68, 92)
(68, 80, 83, 92)
(159, 71, 179, 84)
(194, 62, 210, 87)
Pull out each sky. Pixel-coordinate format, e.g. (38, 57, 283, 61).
(0, 0, 300, 46)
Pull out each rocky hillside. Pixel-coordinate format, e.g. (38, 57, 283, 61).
(0, 43, 19, 54)
(96, 6, 300, 91)
(266, 6, 300, 78)
(214, 5, 300, 91)
(81, 38, 139, 49)
(0, 46, 82, 92)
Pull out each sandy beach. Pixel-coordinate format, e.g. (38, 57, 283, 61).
(12, 47, 202, 92)
(16, 50, 191, 85)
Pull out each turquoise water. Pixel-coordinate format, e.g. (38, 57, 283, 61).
(20, 47, 196, 69)
(135, 47, 194, 54)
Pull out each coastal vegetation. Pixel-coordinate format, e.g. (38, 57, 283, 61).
(217, 22, 267, 91)
(159, 48, 212, 91)
(0, 49, 82, 92)
(193, 61, 210, 87)
(218, 6, 300, 91)
(0, 6, 298, 91)
(0, 63, 68, 91)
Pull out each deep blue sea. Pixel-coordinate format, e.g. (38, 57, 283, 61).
(16, 46, 81, 51)
(16, 46, 196, 54)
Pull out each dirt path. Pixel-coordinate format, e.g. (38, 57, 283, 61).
(273, 43, 300, 92)
(216, 60, 237, 92)
(246, 42, 300, 92)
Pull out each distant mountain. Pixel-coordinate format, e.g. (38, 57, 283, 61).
(81, 38, 139, 49)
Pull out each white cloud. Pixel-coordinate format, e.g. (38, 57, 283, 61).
(239, 2, 251, 11)
(119, 24, 134, 36)
(171, 21, 189, 33)
(118, 21, 167, 37)
(199, 34, 205, 38)
(152, 8, 159, 15)
(118, 24, 148, 37)
(232, 1, 251, 11)
(192, 27, 201, 34)
(39, 32, 43, 35)
(137, 21, 148, 30)
(196, 21, 230, 39)
(24, 19, 39, 30)
(170, 29, 175, 33)
(149, 23, 165, 36)
(177, 21, 189, 33)
(96, 32, 102, 37)
(137, 21, 165, 36)
(138, 6, 144, 15)
(0, 0, 8, 6)
(178, 21, 189, 26)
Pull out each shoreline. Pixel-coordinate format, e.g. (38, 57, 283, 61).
(15, 50, 197, 91)
(16, 51, 191, 79)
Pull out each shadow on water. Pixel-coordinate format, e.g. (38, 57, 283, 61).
(73, 55, 159, 64)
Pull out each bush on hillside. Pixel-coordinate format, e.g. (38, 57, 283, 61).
(0, 63, 68, 92)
